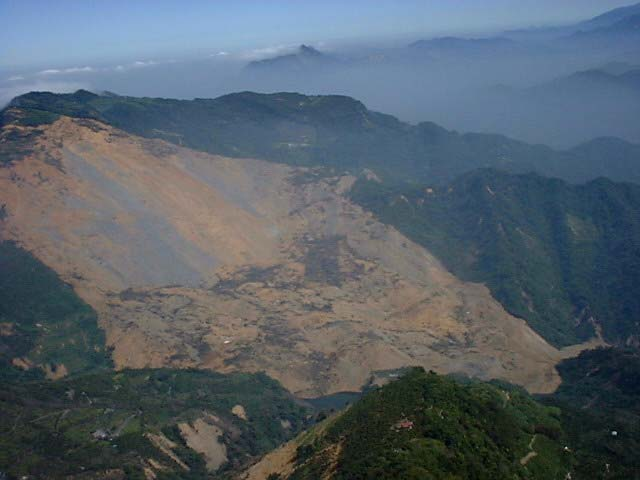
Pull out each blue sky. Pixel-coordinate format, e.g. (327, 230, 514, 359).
(0, 0, 634, 69)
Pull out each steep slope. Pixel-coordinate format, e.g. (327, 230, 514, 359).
(0, 115, 589, 397)
(0, 240, 111, 381)
(244, 354, 640, 480)
(5, 90, 640, 185)
(350, 169, 640, 347)
(544, 348, 640, 479)
(241, 368, 572, 480)
(0, 234, 309, 479)
(0, 369, 309, 479)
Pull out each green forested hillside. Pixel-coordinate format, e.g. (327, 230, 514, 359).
(265, 356, 640, 480)
(0, 369, 308, 479)
(0, 241, 111, 380)
(4, 90, 640, 185)
(545, 348, 640, 479)
(0, 240, 309, 479)
(350, 170, 640, 346)
(283, 368, 571, 480)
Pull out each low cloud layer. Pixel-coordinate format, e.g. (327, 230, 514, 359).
(38, 66, 95, 75)
(2, 18, 639, 148)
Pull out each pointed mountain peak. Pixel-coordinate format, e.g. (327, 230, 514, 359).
(299, 44, 323, 56)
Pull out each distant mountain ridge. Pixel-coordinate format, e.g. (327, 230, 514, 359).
(408, 36, 519, 56)
(520, 66, 640, 101)
(576, 2, 640, 30)
(4, 89, 640, 186)
(246, 44, 337, 72)
(503, 2, 640, 41)
(556, 67, 640, 90)
(468, 64, 640, 148)
(570, 12, 640, 41)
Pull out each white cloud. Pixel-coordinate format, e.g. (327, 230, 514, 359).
(38, 69, 61, 75)
(26, 59, 164, 79)
(109, 60, 160, 73)
(133, 60, 157, 67)
(7, 75, 25, 81)
(37, 66, 95, 75)
(239, 44, 297, 61)
(64, 66, 94, 73)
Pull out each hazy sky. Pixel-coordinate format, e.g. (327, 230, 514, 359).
(1, 0, 635, 69)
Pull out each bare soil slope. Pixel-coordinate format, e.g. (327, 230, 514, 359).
(0, 117, 598, 395)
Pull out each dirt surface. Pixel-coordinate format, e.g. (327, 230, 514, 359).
(240, 438, 299, 480)
(0, 117, 602, 396)
(239, 415, 341, 480)
(520, 434, 539, 466)
(43, 363, 69, 380)
(178, 415, 228, 472)
(232, 405, 248, 421)
(145, 433, 189, 472)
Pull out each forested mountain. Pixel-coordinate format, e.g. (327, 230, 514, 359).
(5, 90, 640, 185)
(244, 368, 572, 480)
(245, 352, 640, 480)
(350, 169, 640, 347)
(546, 348, 640, 479)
